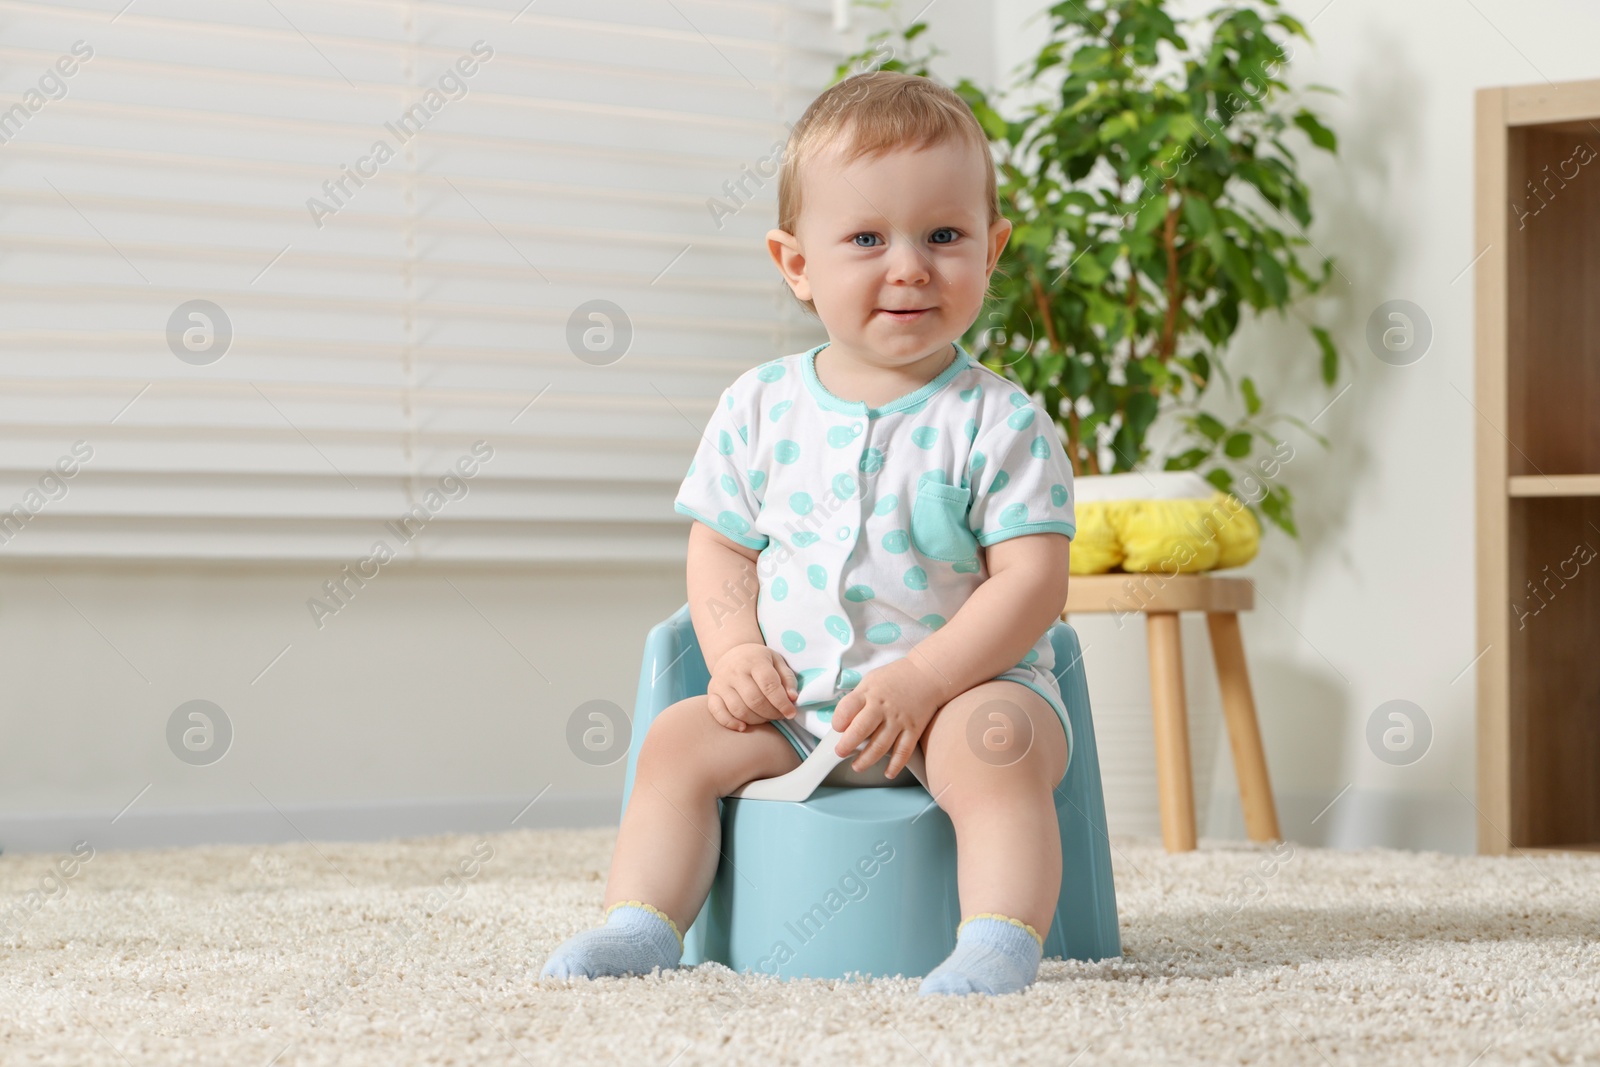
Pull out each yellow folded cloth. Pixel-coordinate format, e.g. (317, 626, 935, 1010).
(1069, 472, 1259, 576)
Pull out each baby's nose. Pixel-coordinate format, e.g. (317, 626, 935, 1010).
(884, 246, 931, 283)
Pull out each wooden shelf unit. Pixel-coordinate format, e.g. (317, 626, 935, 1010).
(1475, 78, 1600, 855)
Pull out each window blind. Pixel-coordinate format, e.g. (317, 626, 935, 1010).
(0, 0, 843, 560)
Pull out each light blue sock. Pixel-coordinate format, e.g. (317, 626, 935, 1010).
(918, 914, 1044, 996)
(539, 901, 683, 980)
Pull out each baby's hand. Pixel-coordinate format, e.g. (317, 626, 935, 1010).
(831, 656, 948, 778)
(706, 643, 800, 732)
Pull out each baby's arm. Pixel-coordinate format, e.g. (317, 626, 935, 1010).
(685, 520, 764, 672)
(832, 532, 1071, 770)
(685, 523, 798, 728)
(901, 533, 1071, 703)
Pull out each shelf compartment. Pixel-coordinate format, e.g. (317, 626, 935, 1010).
(1506, 495, 1600, 848)
(1505, 122, 1600, 478)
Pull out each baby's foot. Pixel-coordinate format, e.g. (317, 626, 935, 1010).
(539, 901, 684, 980)
(918, 913, 1043, 996)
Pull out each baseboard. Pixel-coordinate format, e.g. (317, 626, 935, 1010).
(0, 787, 1479, 857)
(1205, 788, 1478, 855)
(0, 791, 622, 855)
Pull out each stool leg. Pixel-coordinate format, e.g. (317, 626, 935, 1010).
(1205, 612, 1281, 842)
(1146, 612, 1197, 852)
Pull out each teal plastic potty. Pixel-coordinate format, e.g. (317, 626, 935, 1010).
(622, 603, 1121, 980)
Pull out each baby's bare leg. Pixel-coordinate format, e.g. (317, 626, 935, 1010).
(919, 680, 1068, 937)
(916, 680, 1067, 996)
(603, 696, 801, 935)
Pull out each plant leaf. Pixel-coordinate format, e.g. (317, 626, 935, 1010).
(1312, 325, 1338, 385)
(1166, 447, 1210, 471)
(1204, 466, 1234, 494)
(1292, 108, 1338, 152)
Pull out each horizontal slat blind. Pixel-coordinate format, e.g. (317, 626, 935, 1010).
(0, 0, 841, 560)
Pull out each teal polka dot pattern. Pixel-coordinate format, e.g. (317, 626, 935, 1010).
(827, 423, 863, 448)
(865, 622, 901, 644)
(673, 344, 1076, 744)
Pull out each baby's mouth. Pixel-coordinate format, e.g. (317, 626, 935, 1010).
(877, 307, 933, 321)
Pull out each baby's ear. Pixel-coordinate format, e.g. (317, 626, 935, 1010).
(986, 217, 1014, 272)
(766, 228, 810, 301)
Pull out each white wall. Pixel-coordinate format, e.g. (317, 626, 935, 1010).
(0, 558, 700, 853)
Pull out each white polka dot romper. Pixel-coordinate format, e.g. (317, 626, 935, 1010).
(674, 339, 1077, 764)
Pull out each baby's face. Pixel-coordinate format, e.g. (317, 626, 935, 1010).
(768, 136, 1012, 370)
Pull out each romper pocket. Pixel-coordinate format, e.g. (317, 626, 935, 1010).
(910, 479, 979, 562)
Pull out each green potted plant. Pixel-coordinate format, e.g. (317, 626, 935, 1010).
(834, 0, 1340, 538)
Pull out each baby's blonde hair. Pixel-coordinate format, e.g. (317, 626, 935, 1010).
(776, 71, 1003, 318)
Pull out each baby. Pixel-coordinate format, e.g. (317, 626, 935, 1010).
(540, 71, 1076, 996)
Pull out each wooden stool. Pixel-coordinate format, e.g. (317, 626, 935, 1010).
(1061, 574, 1280, 852)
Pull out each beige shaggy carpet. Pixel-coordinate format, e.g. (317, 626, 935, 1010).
(2, 827, 1598, 1066)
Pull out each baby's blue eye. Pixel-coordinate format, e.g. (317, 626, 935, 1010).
(851, 228, 961, 248)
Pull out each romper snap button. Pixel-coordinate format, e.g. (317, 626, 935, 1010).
(837, 526, 850, 539)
